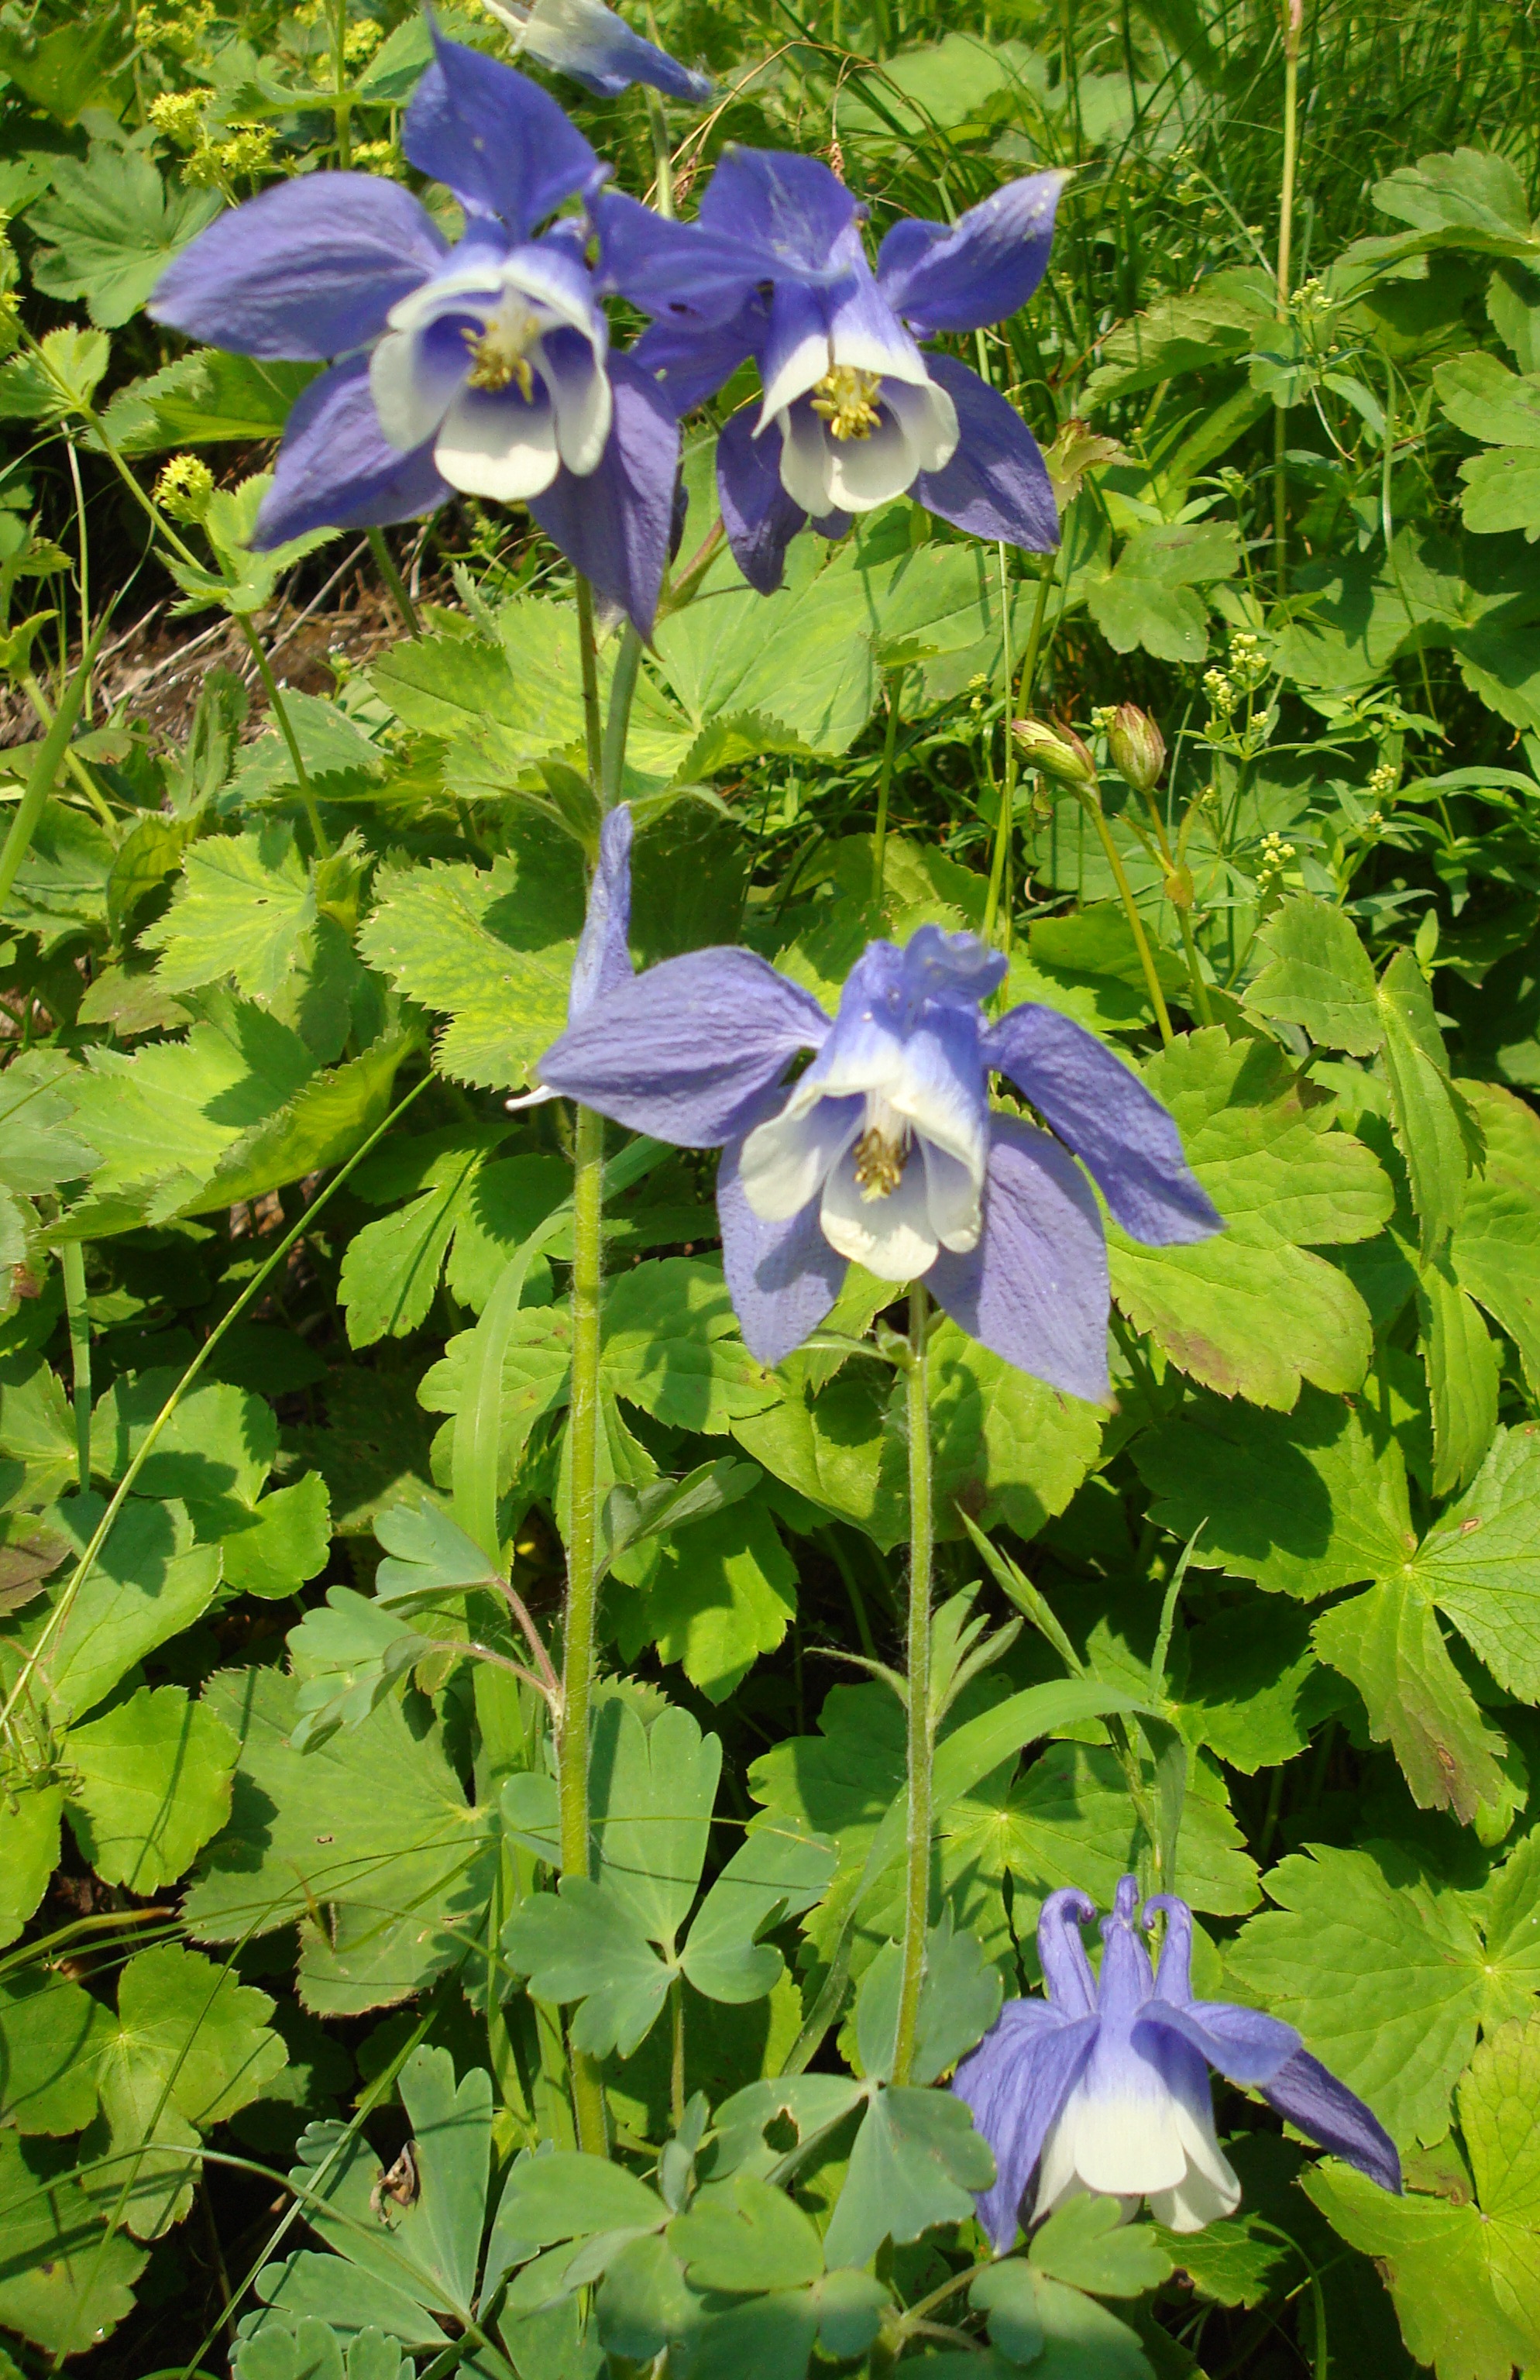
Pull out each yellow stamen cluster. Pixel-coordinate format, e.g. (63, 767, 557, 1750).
(853, 1125, 909, 1200)
(811, 365, 882, 442)
(462, 305, 541, 398)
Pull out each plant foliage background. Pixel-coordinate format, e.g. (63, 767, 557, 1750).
(2, 0, 1540, 2374)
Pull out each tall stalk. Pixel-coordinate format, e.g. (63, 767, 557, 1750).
(559, 1098, 608, 2156)
(1274, 0, 1304, 601)
(869, 667, 906, 909)
(890, 1285, 934, 2087)
(555, 576, 615, 2156)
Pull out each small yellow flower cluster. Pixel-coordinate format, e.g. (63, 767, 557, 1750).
(153, 453, 215, 524)
(350, 137, 402, 175)
(1369, 760, 1397, 799)
(148, 87, 215, 145)
(1293, 275, 1330, 322)
(344, 19, 383, 64)
(1256, 828, 1296, 886)
(1202, 666, 1235, 717)
(136, 0, 213, 56)
(1089, 703, 1119, 734)
(1226, 629, 1268, 690)
(184, 121, 277, 182)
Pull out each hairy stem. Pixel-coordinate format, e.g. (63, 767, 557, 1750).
(559, 1098, 609, 2156)
(870, 666, 905, 909)
(575, 574, 603, 795)
(985, 558, 1053, 944)
(600, 624, 643, 810)
(891, 1284, 934, 2088)
(60, 1240, 91, 1494)
(1274, 0, 1303, 600)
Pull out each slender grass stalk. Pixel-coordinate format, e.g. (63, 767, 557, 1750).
(890, 1283, 934, 2088)
(59, 1239, 91, 1493)
(643, 7, 677, 218)
(20, 672, 115, 827)
(367, 524, 421, 635)
(1274, 0, 1304, 601)
(870, 666, 906, 909)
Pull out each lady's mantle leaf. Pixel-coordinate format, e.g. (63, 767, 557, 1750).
(66, 1682, 239, 1891)
(1108, 1028, 1389, 1408)
(1228, 1835, 1540, 2147)
(1304, 2016, 1540, 2378)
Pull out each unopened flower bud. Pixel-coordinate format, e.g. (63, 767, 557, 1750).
(1012, 717, 1098, 789)
(1107, 703, 1166, 795)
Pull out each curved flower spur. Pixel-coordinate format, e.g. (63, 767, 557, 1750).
(596, 150, 1067, 590)
(954, 1880, 1401, 2249)
(150, 34, 682, 631)
(535, 907, 1222, 1398)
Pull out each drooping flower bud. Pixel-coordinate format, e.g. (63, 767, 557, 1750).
(1012, 717, 1098, 789)
(1107, 703, 1166, 795)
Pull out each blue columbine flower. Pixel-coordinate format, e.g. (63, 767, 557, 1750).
(535, 919, 1219, 1395)
(485, 0, 713, 102)
(595, 150, 1066, 591)
(150, 35, 679, 634)
(954, 1880, 1401, 2249)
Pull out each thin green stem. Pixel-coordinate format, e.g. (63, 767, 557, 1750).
(1072, 782, 1174, 1046)
(574, 575, 604, 796)
(643, 7, 676, 218)
(60, 1240, 91, 1494)
(981, 544, 1019, 949)
(985, 560, 1053, 944)
(238, 622, 330, 859)
(600, 624, 643, 810)
(20, 672, 114, 826)
(367, 524, 421, 635)
(669, 1973, 686, 2131)
(64, 439, 90, 719)
(891, 1284, 933, 2089)
(0, 627, 104, 913)
(559, 1098, 609, 2157)
(1274, 0, 1303, 601)
(870, 667, 905, 909)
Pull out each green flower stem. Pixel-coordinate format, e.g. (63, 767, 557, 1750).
(59, 1239, 91, 1494)
(367, 524, 421, 635)
(0, 623, 105, 913)
(669, 1972, 687, 2130)
(238, 619, 332, 860)
(0, 1073, 430, 1747)
(600, 622, 643, 809)
(559, 1095, 610, 2157)
(575, 573, 604, 793)
(891, 1283, 934, 2089)
(870, 666, 906, 909)
(1071, 781, 1174, 1047)
(983, 556, 1054, 947)
(643, 6, 676, 218)
(1274, 0, 1303, 599)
